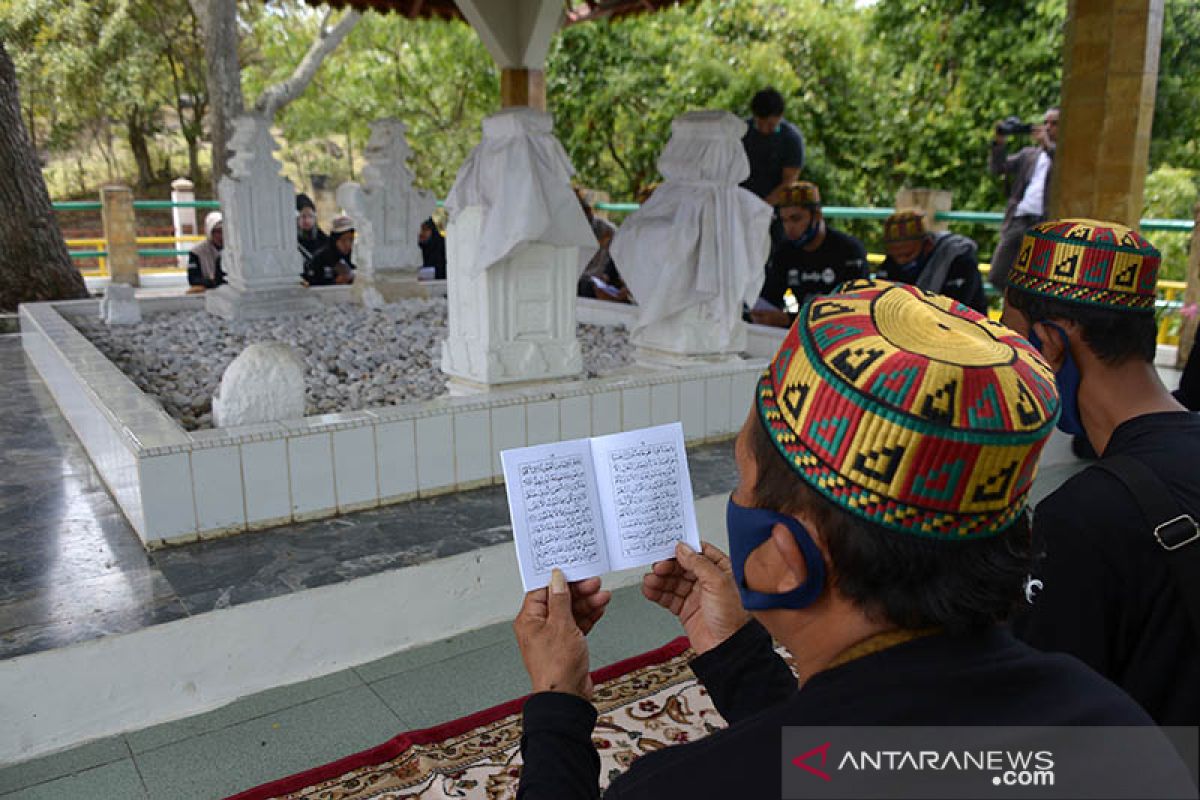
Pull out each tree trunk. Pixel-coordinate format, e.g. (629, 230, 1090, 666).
(0, 41, 87, 312)
(194, 0, 244, 183)
(128, 106, 155, 190)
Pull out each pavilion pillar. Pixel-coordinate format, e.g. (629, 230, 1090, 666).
(1050, 0, 1164, 226)
(1178, 202, 1200, 369)
(500, 68, 546, 111)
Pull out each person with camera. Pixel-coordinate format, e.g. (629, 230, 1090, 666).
(988, 107, 1058, 291)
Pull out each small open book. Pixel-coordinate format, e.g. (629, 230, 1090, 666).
(501, 422, 701, 591)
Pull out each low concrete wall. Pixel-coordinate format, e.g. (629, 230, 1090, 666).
(21, 295, 770, 547)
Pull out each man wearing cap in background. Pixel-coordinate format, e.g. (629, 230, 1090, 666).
(303, 215, 356, 286)
(750, 181, 866, 328)
(186, 211, 225, 291)
(988, 107, 1058, 291)
(513, 279, 1188, 799)
(876, 209, 987, 313)
(1003, 219, 1200, 726)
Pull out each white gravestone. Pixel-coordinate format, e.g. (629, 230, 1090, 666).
(205, 115, 322, 321)
(439, 108, 597, 393)
(99, 283, 141, 325)
(212, 342, 307, 427)
(610, 110, 773, 366)
(337, 119, 435, 303)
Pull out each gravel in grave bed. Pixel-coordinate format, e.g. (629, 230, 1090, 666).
(68, 297, 633, 431)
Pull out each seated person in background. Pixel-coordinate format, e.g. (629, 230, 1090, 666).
(187, 211, 225, 290)
(577, 217, 630, 303)
(751, 181, 866, 328)
(1174, 337, 1200, 411)
(296, 193, 328, 266)
(513, 279, 1192, 800)
(303, 215, 356, 286)
(876, 210, 987, 313)
(417, 218, 447, 281)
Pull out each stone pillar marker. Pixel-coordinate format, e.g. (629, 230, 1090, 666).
(439, 107, 596, 393)
(336, 119, 435, 303)
(610, 111, 773, 367)
(895, 188, 952, 234)
(171, 178, 197, 269)
(206, 115, 321, 321)
(100, 185, 139, 287)
(1051, 0, 1164, 225)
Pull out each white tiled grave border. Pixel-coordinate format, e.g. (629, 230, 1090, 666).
(20, 294, 784, 548)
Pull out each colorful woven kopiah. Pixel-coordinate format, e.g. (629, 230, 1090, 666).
(1008, 218, 1160, 311)
(882, 209, 929, 244)
(775, 181, 821, 209)
(757, 279, 1060, 539)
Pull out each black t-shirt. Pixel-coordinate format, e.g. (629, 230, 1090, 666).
(876, 235, 987, 313)
(758, 227, 867, 312)
(740, 118, 805, 200)
(518, 621, 1185, 800)
(303, 242, 355, 286)
(1014, 412, 1200, 726)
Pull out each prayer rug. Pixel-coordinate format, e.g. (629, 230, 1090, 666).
(228, 636, 725, 800)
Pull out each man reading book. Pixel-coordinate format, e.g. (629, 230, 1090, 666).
(512, 279, 1193, 799)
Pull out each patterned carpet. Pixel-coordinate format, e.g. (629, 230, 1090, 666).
(229, 637, 727, 799)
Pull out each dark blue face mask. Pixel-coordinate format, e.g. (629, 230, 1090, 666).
(1028, 323, 1084, 437)
(726, 495, 826, 610)
(787, 218, 821, 249)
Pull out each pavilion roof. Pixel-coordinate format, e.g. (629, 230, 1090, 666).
(306, 0, 687, 26)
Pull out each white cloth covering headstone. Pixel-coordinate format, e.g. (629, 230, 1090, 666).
(212, 342, 307, 427)
(99, 283, 141, 325)
(439, 107, 597, 390)
(610, 110, 772, 358)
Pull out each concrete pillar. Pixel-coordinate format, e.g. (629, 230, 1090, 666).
(456, 0, 561, 109)
(100, 185, 139, 287)
(1051, 0, 1164, 226)
(171, 178, 196, 269)
(1178, 202, 1200, 369)
(895, 188, 952, 234)
(205, 115, 321, 321)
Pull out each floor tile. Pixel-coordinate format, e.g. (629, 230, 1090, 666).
(354, 620, 513, 684)
(368, 639, 532, 730)
(586, 585, 687, 668)
(0, 759, 146, 800)
(133, 686, 402, 800)
(126, 670, 365, 755)
(0, 737, 130, 795)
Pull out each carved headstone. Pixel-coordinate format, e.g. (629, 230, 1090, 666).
(205, 115, 321, 321)
(99, 283, 141, 325)
(439, 108, 597, 392)
(336, 119, 435, 303)
(212, 342, 307, 427)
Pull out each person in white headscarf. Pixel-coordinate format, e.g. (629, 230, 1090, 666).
(187, 212, 226, 290)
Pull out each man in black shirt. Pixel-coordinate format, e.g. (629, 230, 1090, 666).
(303, 215, 356, 286)
(513, 280, 1191, 800)
(1002, 219, 1199, 726)
(876, 209, 988, 313)
(751, 181, 866, 328)
(740, 88, 804, 206)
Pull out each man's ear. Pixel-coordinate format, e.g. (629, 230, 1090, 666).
(768, 519, 827, 594)
(1031, 319, 1069, 370)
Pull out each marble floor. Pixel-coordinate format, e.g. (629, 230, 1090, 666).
(0, 334, 740, 662)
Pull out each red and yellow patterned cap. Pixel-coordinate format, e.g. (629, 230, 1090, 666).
(775, 181, 821, 209)
(1009, 219, 1159, 312)
(883, 209, 929, 244)
(757, 279, 1060, 539)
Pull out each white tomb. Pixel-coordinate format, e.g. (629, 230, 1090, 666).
(99, 283, 141, 325)
(337, 119, 436, 303)
(439, 107, 596, 392)
(610, 110, 773, 366)
(212, 341, 307, 427)
(206, 115, 322, 321)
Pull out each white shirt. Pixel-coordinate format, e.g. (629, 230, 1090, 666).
(1014, 150, 1051, 218)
